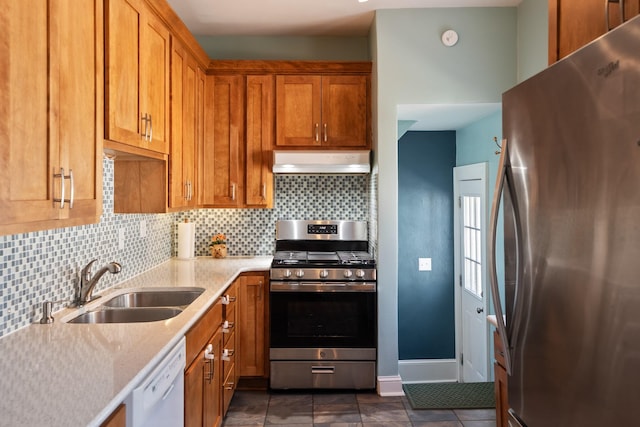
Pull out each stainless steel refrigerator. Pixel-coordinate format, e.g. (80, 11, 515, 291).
(489, 15, 640, 427)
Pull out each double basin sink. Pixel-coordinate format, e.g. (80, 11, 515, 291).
(69, 287, 205, 324)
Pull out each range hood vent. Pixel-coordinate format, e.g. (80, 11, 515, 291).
(273, 150, 370, 174)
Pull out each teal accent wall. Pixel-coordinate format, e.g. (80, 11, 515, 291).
(195, 35, 370, 60)
(398, 131, 456, 359)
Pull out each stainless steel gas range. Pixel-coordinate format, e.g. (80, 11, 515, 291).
(269, 220, 377, 390)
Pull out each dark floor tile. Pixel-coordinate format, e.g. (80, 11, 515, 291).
(460, 421, 497, 427)
(358, 402, 410, 423)
(314, 403, 362, 424)
(223, 407, 268, 426)
(266, 404, 313, 425)
(356, 392, 404, 404)
(453, 409, 496, 421)
(360, 422, 412, 427)
(314, 393, 358, 405)
(406, 408, 459, 422)
(411, 422, 463, 427)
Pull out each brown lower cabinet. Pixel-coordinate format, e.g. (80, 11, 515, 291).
(494, 330, 508, 427)
(185, 297, 224, 427)
(185, 272, 268, 426)
(100, 404, 126, 427)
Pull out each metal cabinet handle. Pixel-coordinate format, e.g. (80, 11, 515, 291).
(54, 168, 74, 209)
(148, 114, 153, 141)
(231, 183, 236, 201)
(314, 123, 319, 142)
(323, 123, 328, 142)
(261, 183, 267, 200)
(58, 167, 65, 209)
(605, 0, 626, 31)
(204, 344, 215, 383)
(222, 320, 234, 333)
(141, 114, 148, 140)
(224, 382, 234, 390)
(69, 169, 74, 209)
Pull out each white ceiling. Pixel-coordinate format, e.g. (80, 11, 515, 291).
(166, 0, 521, 37)
(166, 0, 516, 131)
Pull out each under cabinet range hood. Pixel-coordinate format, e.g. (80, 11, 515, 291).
(273, 150, 371, 174)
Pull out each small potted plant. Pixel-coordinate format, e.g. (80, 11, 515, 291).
(209, 233, 227, 258)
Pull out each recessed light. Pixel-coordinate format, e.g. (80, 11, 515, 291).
(359, 0, 368, 3)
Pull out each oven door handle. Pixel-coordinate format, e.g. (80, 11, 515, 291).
(270, 281, 376, 292)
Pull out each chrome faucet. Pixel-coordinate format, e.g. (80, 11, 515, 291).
(74, 259, 122, 306)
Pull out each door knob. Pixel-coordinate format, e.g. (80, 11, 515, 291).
(476, 307, 484, 314)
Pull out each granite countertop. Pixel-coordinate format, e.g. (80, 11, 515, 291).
(0, 256, 272, 427)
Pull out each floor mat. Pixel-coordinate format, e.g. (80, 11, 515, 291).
(403, 382, 495, 409)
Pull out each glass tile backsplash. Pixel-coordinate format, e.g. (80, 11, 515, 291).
(0, 158, 375, 337)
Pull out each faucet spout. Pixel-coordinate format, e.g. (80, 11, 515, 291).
(75, 259, 122, 306)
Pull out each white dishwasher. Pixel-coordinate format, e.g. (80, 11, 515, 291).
(126, 337, 186, 427)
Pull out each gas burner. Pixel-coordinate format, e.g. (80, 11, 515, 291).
(337, 251, 375, 265)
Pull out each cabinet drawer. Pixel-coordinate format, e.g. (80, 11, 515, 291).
(222, 363, 236, 415)
(223, 331, 236, 379)
(494, 330, 506, 368)
(186, 300, 223, 367)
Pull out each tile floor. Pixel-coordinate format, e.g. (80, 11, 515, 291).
(222, 389, 497, 427)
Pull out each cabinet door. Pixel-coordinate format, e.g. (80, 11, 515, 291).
(184, 350, 205, 427)
(140, 9, 170, 153)
(106, 0, 143, 145)
(100, 404, 126, 427)
(549, 0, 640, 62)
(204, 330, 223, 427)
(196, 67, 205, 207)
(52, 0, 102, 223)
(0, 1, 56, 230)
(321, 75, 369, 148)
(237, 273, 268, 377)
(245, 75, 274, 208)
(202, 75, 243, 207)
(275, 75, 322, 147)
(106, 0, 169, 154)
(0, 0, 101, 235)
(169, 40, 197, 209)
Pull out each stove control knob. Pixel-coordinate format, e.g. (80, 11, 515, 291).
(282, 269, 292, 279)
(320, 270, 329, 279)
(356, 269, 366, 279)
(295, 269, 305, 278)
(343, 269, 353, 279)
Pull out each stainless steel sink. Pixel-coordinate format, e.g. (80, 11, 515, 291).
(68, 287, 205, 324)
(102, 287, 205, 308)
(69, 307, 183, 324)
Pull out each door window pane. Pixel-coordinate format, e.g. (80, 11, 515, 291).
(463, 195, 482, 297)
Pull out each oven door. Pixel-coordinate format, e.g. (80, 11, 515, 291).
(269, 281, 377, 353)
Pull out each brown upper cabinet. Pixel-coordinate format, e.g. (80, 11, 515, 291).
(202, 75, 245, 208)
(245, 76, 275, 208)
(106, 0, 170, 154)
(170, 38, 202, 209)
(0, 0, 103, 236)
(549, 0, 640, 62)
(275, 75, 370, 149)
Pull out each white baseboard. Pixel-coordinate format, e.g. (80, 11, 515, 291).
(376, 375, 404, 396)
(399, 359, 458, 384)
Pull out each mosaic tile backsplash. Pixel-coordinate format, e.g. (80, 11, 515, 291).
(0, 158, 375, 337)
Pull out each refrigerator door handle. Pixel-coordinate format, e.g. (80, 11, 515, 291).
(489, 137, 517, 376)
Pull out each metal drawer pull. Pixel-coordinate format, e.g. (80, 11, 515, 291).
(314, 123, 319, 142)
(222, 320, 234, 333)
(54, 168, 74, 209)
(220, 295, 236, 305)
(222, 348, 234, 361)
(311, 366, 335, 374)
(605, 0, 626, 31)
(224, 382, 234, 390)
(204, 344, 215, 382)
(323, 123, 328, 142)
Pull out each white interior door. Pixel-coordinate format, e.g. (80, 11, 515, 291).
(454, 163, 489, 383)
